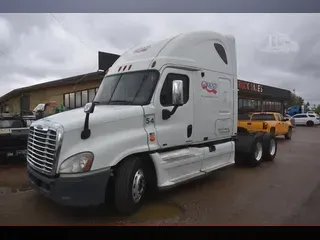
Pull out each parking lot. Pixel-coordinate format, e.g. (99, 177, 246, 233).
(1, 126, 320, 225)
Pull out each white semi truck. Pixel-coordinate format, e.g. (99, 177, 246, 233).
(26, 31, 277, 215)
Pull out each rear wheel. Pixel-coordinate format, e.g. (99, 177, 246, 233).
(307, 121, 314, 127)
(262, 133, 277, 161)
(247, 138, 264, 167)
(285, 127, 292, 140)
(114, 156, 147, 215)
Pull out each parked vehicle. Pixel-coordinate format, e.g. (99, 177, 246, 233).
(26, 31, 278, 215)
(238, 112, 293, 139)
(292, 113, 320, 127)
(0, 113, 36, 162)
(285, 114, 296, 127)
(287, 105, 302, 116)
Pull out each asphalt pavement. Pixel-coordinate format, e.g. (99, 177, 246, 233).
(1, 126, 320, 225)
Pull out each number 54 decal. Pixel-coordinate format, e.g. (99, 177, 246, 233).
(145, 117, 155, 125)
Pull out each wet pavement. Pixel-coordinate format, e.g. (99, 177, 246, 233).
(1, 126, 320, 225)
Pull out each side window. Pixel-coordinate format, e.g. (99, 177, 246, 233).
(214, 43, 228, 65)
(301, 115, 307, 118)
(278, 114, 283, 121)
(160, 73, 189, 107)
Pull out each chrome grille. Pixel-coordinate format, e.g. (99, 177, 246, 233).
(27, 126, 57, 175)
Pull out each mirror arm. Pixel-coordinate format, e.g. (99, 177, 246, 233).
(81, 102, 96, 140)
(81, 113, 91, 140)
(162, 105, 181, 120)
(170, 105, 179, 115)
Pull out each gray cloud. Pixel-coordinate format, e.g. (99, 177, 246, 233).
(0, 13, 320, 105)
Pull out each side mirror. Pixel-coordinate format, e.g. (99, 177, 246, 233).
(172, 80, 184, 106)
(84, 102, 95, 114)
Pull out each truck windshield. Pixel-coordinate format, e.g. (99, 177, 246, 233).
(251, 114, 276, 121)
(94, 70, 159, 105)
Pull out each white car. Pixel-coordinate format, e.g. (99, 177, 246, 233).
(285, 114, 296, 127)
(292, 113, 320, 126)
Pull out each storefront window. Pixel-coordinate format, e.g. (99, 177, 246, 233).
(69, 93, 75, 109)
(243, 99, 249, 107)
(238, 98, 285, 114)
(82, 90, 88, 106)
(88, 89, 96, 102)
(75, 92, 82, 107)
(257, 100, 261, 110)
(63, 87, 98, 109)
(64, 94, 69, 109)
(239, 98, 243, 109)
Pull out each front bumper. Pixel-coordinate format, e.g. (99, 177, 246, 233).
(27, 165, 112, 207)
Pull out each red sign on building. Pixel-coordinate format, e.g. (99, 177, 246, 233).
(238, 80, 263, 93)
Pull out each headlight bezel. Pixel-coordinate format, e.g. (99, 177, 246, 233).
(59, 151, 94, 174)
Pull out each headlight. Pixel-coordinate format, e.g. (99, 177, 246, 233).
(59, 152, 94, 174)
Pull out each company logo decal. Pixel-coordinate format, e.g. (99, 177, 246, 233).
(134, 45, 151, 53)
(201, 81, 217, 94)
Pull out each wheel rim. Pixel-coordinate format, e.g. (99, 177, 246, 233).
(254, 142, 263, 161)
(269, 139, 276, 156)
(132, 168, 146, 203)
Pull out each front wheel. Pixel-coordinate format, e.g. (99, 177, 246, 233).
(114, 157, 147, 215)
(285, 127, 292, 140)
(307, 121, 314, 127)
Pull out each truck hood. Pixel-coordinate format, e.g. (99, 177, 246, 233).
(41, 105, 144, 132)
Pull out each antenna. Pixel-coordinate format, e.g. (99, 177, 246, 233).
(72, 72, 92, 92)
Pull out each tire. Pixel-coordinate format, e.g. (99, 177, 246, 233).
(114, 156, 147, 215)
(262, 133, 277, 161)
(285, 127, 292, 140)
(247, 137, 264, 167)
(307, 121, 314, 127)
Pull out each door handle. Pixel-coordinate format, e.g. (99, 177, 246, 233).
(187, 125, 192, 138)
(247, 123, 251, 125)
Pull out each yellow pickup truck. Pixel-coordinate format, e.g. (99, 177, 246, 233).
(238, 112, 293, 140)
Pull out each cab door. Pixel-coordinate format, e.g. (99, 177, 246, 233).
(153, 68, 202, 183)
(153, 67, 194, 148)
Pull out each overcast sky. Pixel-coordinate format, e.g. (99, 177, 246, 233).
(0, 13, 319, 105)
